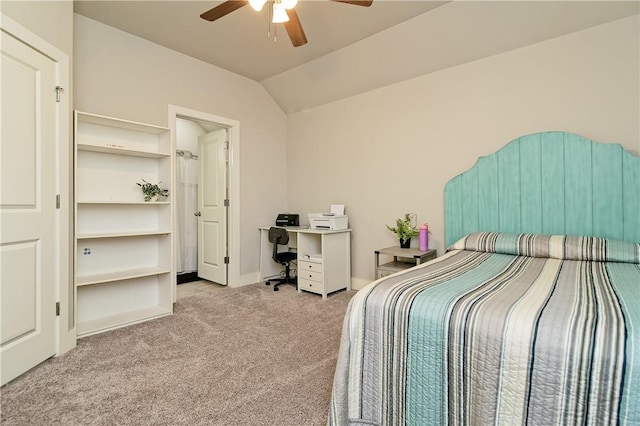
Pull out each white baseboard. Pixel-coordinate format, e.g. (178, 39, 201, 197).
(230, 272, 262, 288)
(350, 277, 372, 291)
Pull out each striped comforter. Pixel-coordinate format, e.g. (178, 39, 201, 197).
(328, 233, 640, 426)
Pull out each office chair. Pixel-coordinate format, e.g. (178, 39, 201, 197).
(265, 227, 297, 291)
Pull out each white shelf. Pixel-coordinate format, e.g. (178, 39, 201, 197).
(77, 200, 170, 205)
(77, 142, 170, 158)
(76, 111, 170, 134)
(77, 230, 170, 239)
(76, 266, 171, 287)
(77, 305, 171, 337)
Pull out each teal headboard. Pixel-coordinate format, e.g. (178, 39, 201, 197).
(445, 132, 640, 247)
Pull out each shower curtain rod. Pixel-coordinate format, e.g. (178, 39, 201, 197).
(177, 150, 198, 159)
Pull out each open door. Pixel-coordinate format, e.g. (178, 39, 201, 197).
(1, 29, 58, 385)
(196, 129, 228, 284)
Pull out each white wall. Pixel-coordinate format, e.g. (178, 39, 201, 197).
(1, 1, 73, 55)
(176, 118, 207, 154)
(74, 14, 288, 280)
(287, 15, 640, 286)
(7, 6, 638, 291)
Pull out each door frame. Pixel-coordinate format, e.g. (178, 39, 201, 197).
(1, 14, 74, 356)
(168, 105, 240, 296)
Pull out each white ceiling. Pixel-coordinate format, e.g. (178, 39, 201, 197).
(74, 1, 639, 114)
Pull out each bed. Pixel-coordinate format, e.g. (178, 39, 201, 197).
(328, 132, 640, 426)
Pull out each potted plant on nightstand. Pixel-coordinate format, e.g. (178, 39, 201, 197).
(387, 213, 419, 248)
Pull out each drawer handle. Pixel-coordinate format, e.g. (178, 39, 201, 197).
(308, 274, 313, 278)
(308, 265, 312, 268)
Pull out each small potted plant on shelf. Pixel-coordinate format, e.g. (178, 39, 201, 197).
(137, 179, 169, 202)
(387, 213, 419, 248)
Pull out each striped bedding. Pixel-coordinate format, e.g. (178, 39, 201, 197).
(328, 232, 640, 426)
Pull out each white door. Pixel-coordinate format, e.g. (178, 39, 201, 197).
(1, 30, 57, 385)
(197, 129, 228, 284)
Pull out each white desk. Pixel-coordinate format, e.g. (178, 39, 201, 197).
(259, 226, 351, 299)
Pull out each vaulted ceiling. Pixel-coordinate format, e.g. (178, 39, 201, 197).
(74, 1, 639, 114)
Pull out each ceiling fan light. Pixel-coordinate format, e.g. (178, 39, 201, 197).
(248, 0, 267, 11)
(272, 4, 290, 23)
(281, 0, 298, 9)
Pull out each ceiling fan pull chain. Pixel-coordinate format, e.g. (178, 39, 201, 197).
(272, 1, 279, 43)
(267, 0, 273, 40)
(267, 0, 271, 38)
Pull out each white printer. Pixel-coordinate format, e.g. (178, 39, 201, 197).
(308, 204, 348, 230)
(308, 213, 349, 230)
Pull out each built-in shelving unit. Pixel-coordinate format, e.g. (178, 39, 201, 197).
(74, 111, 174, 337)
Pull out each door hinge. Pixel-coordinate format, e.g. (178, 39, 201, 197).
(224, 199, 229, 207)
(55, 86, 64, 102)
(224, 141, 229, 150)
(224, 256, 229, 264)
(56, 194, 61, 209)
(55, 302, 60, 316)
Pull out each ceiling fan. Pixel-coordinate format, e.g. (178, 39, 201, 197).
(200, 0, 373, 47)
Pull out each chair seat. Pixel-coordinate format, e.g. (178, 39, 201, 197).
(275, 251, 297, 263)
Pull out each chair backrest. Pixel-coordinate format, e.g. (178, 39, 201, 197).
(268, 227, 289, 262)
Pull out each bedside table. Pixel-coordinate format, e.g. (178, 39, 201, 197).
(374, 246, 436, 279)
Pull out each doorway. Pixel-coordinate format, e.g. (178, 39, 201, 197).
(175, 118, 223, 285)
(175, 128, 198, 285)
(168, 106, 240, 300)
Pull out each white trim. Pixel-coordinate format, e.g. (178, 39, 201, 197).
(168, 105, 241, 293)
(350, 277, 370, 291)
(238, 272, 261, 287)
(1, 14, 65, 60)
(1, 14, 74, 354)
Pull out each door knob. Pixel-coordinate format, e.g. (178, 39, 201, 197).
(194, 211, 201, 217)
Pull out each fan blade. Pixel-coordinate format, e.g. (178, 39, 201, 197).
(283, 9, 308, 47)
(330, 0, 373, 6)
(200, 0, 248, 21)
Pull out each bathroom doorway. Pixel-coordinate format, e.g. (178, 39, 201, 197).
(169, 106, 240, 299)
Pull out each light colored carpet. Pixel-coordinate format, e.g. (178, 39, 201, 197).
(0, 283, 355, 425)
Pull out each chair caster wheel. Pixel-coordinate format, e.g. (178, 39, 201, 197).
(265, 282, 271, 286)
(274, 287, 279, 291)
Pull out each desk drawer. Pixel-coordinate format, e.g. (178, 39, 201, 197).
(299, 269, 323, 283)
(298, 278, 324, 294)
(298, 260, 322, 274)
